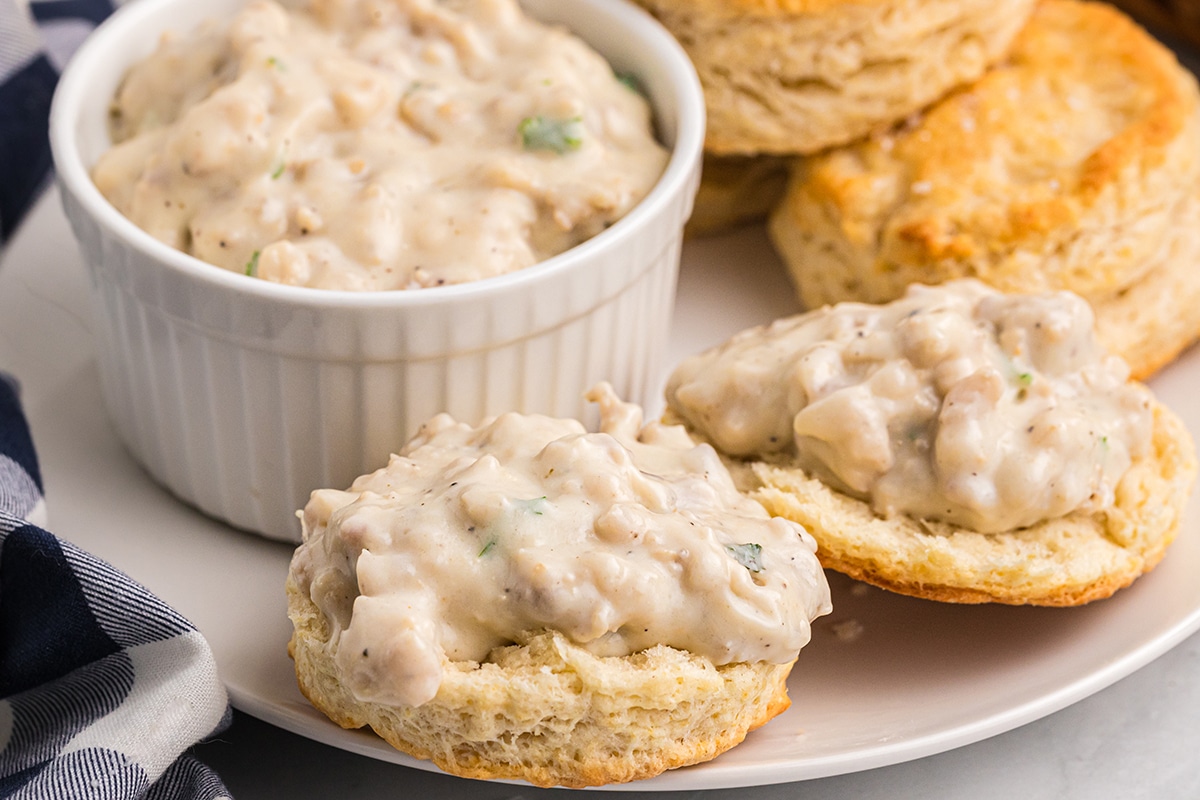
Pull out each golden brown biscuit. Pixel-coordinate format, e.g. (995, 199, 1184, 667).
(768, 0, 1200, 377)
(288, 582, 794, 788)
(285, 387, 831, 787)
(663, 280, 1198, 607)
(1086, 187, 1200, 378)
(634, 0, 1036, 155)
(668, 398, 1195, 607)
(743, 401, 1196, 606)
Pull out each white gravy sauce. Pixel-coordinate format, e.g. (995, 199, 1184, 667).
(666, 281, 1154, 533)
(93, 0, 668, 290)
(289, 384, 832, 707)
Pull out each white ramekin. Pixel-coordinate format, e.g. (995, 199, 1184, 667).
(49, 0, 704, 542)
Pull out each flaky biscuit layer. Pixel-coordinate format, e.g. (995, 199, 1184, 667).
(287, 580, 794, 788)
(635, 0, 1035, 155)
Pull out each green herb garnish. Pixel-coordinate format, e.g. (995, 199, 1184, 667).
(1017, 372, 1033, 386)
(478, 538, 497, 557)
(518, 116, 583, 154)
(615, 70, 643, 95)
(517, 496, 548, 515)
(266, 55, 285, 71)
(245, 250, 260, 277)
(726, 542, 764, 573)
(269, 138, 290, 179)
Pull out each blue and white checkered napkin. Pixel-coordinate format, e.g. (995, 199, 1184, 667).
(0, 376, 233, 799)
(1, 0, 113, 242)
(2, 1, 235, 796)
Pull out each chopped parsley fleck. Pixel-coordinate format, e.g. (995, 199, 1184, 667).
(518, 116, 583, 154)
(245, 250, 260, 277)
(478, 538, 498, 557)
(615, 70, 643, 95)
(266, 55, 285, 71)
(726, 542, 764, 573)
(517, 496, 549, 515)
(270, 159, 286, 179)
(1017, 372, 1034, 386)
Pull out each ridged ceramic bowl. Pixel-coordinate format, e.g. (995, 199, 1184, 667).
(49, 0, 703, 542)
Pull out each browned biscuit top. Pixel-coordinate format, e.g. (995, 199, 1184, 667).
(790, 0, 1199, 295)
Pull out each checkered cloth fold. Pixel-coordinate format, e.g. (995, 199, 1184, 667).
(2, 0, 235, 796)
(0, 375, 233, 799)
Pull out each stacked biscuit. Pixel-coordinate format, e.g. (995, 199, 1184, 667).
(646, 0, 1200, 379)
(635, 0, 1039, 232)
(768, 0, 1200, 379)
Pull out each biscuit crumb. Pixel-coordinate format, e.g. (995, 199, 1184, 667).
(831, 619, 864, 643)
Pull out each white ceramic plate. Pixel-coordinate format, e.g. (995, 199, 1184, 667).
(4, 191, 1200, 791)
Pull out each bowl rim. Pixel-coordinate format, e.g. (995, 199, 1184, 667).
(48, 0, 705, 311)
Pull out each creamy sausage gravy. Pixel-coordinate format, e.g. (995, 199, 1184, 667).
(93, 0, 668, 290)
(666, 281, 1153, 533)
(289, 384, 831, 707)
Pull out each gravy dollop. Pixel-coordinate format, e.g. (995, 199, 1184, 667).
(94, 0, 668, 290)
(289, 385, 831, 707)
(667, 281, 1153, 533)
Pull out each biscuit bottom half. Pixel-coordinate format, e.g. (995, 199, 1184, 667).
(287, 582, 795, 788)
(686, 154, 791, 237)
(742, 401, 1196, 606)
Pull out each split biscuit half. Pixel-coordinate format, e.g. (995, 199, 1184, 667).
(738, 400, 1196, 606)
(687, 153, 791, 236)
(288, 582, 793, 788)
